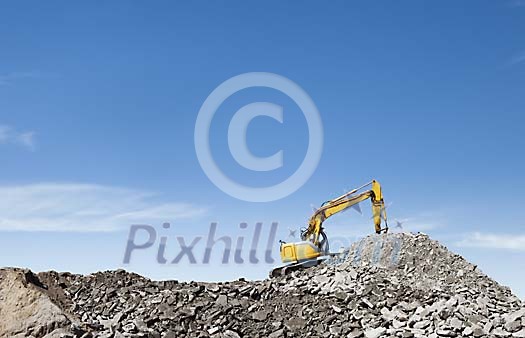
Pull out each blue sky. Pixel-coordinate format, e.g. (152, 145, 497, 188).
(1, 1, 525, 297)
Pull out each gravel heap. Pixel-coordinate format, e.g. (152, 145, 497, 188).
(2, 233, 524, 338)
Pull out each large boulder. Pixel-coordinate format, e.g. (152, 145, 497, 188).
(0, 268, 70, 338)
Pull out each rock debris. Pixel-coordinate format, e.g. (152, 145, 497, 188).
(1, 233, 523, 338)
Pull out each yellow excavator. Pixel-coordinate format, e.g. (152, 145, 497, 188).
(271, 180, 388, 277)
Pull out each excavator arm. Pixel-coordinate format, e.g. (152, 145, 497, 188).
(302, 180, 388, 247)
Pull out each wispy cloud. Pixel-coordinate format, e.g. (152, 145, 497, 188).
(0, 71, 46, 86)
(509, 51, 525, 66)
(0, 183, 208, 232)
(0, 125, 9, 142)
(508, 0, 525, 8)
(456, 232, 525, 251)
(0, 124, 36, 150)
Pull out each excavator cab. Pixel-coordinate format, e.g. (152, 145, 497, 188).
(280, 229, 329, 263)
(280, 241, 321, 263)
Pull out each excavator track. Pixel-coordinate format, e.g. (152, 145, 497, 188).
(270, 258, 325, 278)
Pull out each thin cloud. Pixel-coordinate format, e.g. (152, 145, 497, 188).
(509, 51, 525, 66)
(0, 125, 10, 142)
(0, 124, 36, 150)
(0, 71, 46, 86)
(0, 183, 208, 232)
(456, 232, 525, 251)
(508, 0, 525, 7)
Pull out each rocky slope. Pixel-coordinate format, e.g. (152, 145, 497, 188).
(1, 233, 524, 338)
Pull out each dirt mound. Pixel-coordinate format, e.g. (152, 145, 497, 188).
(1, 233, 524, 338)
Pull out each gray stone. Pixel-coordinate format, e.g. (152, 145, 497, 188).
(364, 327, 386, 338)
(269, 329, 285, 338)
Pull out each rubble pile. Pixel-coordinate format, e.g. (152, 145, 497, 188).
(2, 233, 524, 338)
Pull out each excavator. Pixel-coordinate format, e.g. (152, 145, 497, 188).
(271, 180, 388, 277)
